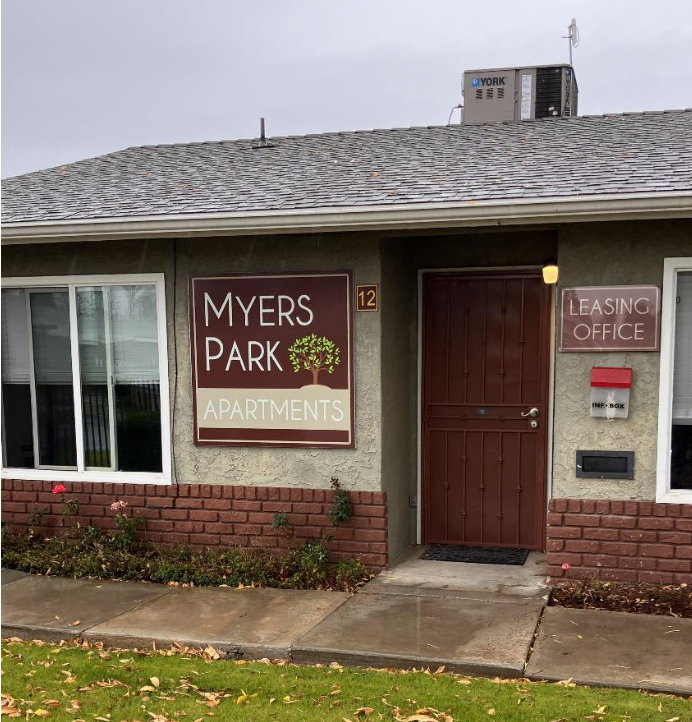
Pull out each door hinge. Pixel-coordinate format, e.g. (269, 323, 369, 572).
(409, 494, 418, 508)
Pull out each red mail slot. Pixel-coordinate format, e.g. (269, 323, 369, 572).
(591, 367, 633, 389)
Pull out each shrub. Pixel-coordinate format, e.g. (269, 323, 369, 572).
(109, 500, 145, 552)
(327, 477, 353, 527)
(282, 537, 330, 588)
(272, 511, 290, 530)
(0, 529, 370, 592)
(335, 557, 369, 591)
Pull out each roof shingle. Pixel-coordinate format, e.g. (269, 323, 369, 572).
(3, 110, 692, 225)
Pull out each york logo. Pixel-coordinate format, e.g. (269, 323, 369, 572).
(472, 76, 506, 87)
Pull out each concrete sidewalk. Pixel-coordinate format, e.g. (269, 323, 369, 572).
(2, 569, 691, 696)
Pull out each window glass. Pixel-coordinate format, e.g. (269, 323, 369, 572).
(671, 271, 692, 490)
(77, 287, 112, 469)
(109, 285, 162, 472)
(1, 289, 34, 468)
(29, 290, 77, 467)
(2, 280, 163, 476)
(76, 285, 162, 473)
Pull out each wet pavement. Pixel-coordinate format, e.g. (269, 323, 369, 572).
(526, 606, 692, 695)
(1, 574, 168, 641)
(293, 592, 542, 676)
(85, 586, 349, 659)
(363, 547, 550, 605)
(3, 567, 692, 696)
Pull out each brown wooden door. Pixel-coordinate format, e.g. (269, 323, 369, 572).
(422, 271, 551, 550)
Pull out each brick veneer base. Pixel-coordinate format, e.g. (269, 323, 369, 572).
(547, 498, 692, 584)
(1, 480, 388, 569)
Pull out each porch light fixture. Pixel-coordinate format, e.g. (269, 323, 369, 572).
(542, 259, 559, 285)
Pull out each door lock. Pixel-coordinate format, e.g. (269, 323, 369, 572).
(530, 419, 539, 429)
(521, 407, 540, 418)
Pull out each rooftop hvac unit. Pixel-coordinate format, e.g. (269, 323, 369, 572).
(462, 65, 578, 125)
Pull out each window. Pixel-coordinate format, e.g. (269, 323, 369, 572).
(657, 258, 692, 502)
(1, 274, 170, 483)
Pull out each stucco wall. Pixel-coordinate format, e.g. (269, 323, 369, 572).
(379, 239, 417, 561)
(6, 220, 690, 540)
(552, 219, 692, 501)
(2, 234, 384, 491)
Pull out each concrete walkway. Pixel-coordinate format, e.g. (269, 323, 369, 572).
(2, 568, 691, 696)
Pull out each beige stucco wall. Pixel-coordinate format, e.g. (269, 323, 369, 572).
(4, 219, 690, 557)
(552, 219, 692, 500)
(2, 234, 384, 491)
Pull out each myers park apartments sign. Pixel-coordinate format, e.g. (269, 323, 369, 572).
(190, 272, 354, 447)
(560, 285, 660, 352)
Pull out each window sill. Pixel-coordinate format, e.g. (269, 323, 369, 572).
(1, 468, 171, 485)
(656, 489, 692, 505)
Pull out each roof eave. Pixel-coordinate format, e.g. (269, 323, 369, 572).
(2, 192, 691, 245)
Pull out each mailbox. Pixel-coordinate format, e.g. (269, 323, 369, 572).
(590, 367, 632, 419)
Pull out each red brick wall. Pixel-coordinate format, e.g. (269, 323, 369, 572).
(1, 480, 388, 569)
(547, 498, 692, 584)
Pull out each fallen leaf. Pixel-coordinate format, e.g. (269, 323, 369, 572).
(150, 677, 160, 688)
(487, 710, 496, 716)
(354, 708, 374, 717)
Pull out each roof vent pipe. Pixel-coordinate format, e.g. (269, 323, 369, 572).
(253, 117, 274, 149)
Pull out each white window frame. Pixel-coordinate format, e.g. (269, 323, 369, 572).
(1, 273, 172, 485)
(656, 257, 692, 504)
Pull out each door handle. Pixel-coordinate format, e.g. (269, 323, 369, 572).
(521, 407, 539, 418)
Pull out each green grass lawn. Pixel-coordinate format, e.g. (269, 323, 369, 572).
(2, 639, 690, 722)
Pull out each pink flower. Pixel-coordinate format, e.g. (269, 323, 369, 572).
(561, 562, 571, 571)
(110, 500, 128, 512)
(52, 483, 66, 495)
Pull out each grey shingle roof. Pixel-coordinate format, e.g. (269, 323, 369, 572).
(3, 110, 692, 225)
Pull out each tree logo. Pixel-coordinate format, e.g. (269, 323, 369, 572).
(288, 334, 341, 385)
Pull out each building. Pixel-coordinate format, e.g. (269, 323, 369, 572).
(2, 108, 692, 582)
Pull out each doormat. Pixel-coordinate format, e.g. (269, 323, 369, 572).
(422, 545, 530, 566)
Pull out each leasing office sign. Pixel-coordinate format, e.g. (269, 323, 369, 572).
(560, 286, 660, 351)
(190, 272, 354, 447)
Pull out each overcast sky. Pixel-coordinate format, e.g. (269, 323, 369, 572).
(2, 0, 691, 178)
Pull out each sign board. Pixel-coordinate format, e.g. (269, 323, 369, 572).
(190, 272, 354, 447)
(356, 284, 378, 312)
(560, 286, 660, 352)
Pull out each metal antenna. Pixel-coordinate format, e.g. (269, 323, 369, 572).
(562, 18, 579, 66)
